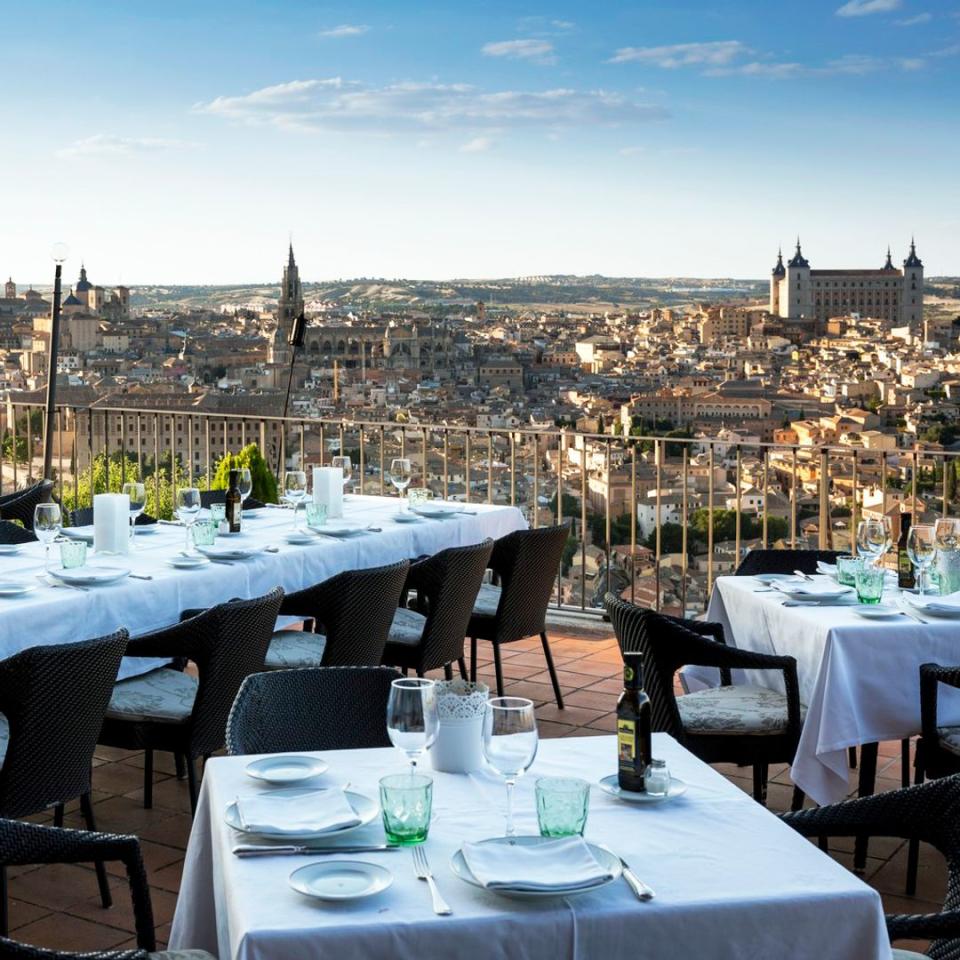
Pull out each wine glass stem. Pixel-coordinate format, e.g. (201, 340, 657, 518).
(44, 543, 50, 574)
(505, 779, 516, 837)
(184, 525, 191, 555)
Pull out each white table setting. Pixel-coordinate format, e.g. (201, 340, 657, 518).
(170, 722, 889, 960)
(0, 492, 524, 681)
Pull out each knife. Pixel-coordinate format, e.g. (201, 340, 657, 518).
(897, 599, 929, 624)
(233, 843, 399, 857)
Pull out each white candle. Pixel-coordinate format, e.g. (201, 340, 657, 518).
(94, 492, 130, 555)
(312, 467, 343, 519)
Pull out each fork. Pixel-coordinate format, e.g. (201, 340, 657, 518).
(412, 846, 451, 915)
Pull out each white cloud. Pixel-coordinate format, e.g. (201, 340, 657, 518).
(552, 20, 575, 30)
(319, 24, 369, 38)
(57, 134, 190, 157)
(899, 56, 926, 69)
(195, 78, 668, 135)
(835, 0, 901, 17)
(618, 145, 646, 156)
(609, 40, 748, 68)
(895, 12, 933, 25)
(460, 136, 494, 153)
(482, 39, 556, 64)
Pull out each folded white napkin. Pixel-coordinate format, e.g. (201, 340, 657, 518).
(915, 591, 960, 612)
(774, 577, 851, 597)
(461, 837, 613, 891)
(816, 561, 838, 576)
(235, 789, 360, 835)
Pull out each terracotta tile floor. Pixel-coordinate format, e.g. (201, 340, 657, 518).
(7, 623, 940, 956)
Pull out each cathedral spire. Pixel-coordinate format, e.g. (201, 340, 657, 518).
(288, 241, 296, 268)
(883, 245, 894, 270)
(904, 236, 923, 268)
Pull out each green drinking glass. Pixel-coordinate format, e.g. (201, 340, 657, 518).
(836, 555, 861, 587)
(535, 777, 590, 837)
(59, 539, 87, 569)
(379, 773, 433, 845)
(305, 501, 327, 527)
(191, 519, 217, 547)
(855, 562, 884, 604)
(209, 503, 226, 526)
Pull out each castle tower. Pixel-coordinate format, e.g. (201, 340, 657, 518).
(4, 277, 15, 299)
(783, 238, 811, 319)
(902, 237, 923, 330)
(769, 248, 785, 314)
(271, 243, 304, 365)
(75, 263, 92, 310)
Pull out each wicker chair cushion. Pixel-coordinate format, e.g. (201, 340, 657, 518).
(106, 668, 198, 724)
(471, 582, 502, 617)
(937, 725, 960, 757)
(149, 952, 218, 960)
(677, 685, 805, 736)
(387, 608, 427, 646)
(265, 630, 326, 669)
(0, 713, 7, 765)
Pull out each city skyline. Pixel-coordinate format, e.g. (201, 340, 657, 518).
(2, 0, 959, 283)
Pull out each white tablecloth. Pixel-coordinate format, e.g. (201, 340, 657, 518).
(0, 496, 525, 680)
(169, 734, 890, 960)
(707, 575, 960, 805)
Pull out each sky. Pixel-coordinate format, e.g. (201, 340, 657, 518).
(1, 0, 958, 284)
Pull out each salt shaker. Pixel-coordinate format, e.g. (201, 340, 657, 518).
(644, 759, 670, 797)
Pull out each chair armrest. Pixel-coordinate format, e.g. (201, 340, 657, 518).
(0, 820, 156, 951)
(920, 662, 960, 744)
(887, 909, 960, 942)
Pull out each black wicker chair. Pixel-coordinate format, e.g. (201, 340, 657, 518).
(382, 540, 493, 680)
(605, 594, 805, 808)
(227, 666, 402, 755)
(734, 548, 846, 577)
(0, 523, 35, 545)
(0, 632, 129, 936)
(467, 523, 570, 707)
(199, 490, 265, 510)
(265, 560, 410, 670)
(0, 482, 54, 532)
(98, 588, 284, 814)
(781, 776, 960, 960)
(0, 818, 216, 960)
(69, 507, 156, 527)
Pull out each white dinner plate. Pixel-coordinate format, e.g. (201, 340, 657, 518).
(0, 580, 38, 597)
(289, 861, 393, 902)
(911, 601, 960, 619)
(48, 565, 130, 586)
(775, 586, 853, 601)
(393, 514, 423, 524)
(412, 505, 459, 519)
(166, 554, 211, 569)
(0, 544, 21, 556)
(224, 788, 378, 840)
(61, 527, 95, 544)
(197, 544, 265, 561)
(598, 774, 689, 804)
(449, 836, 621, 899)
(854, 605, 903, 620)
(245, 754, 329, 785)
(754, 573, 796, 583)
(284, 532, 316, 545)
(315, 524, 366, 538)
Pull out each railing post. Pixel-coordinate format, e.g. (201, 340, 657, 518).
(681, 447, 689, 616)
(734, 444, 742, 568)
(707, 444, 715, 596)
(761, 447, 769, 549)
(790, 447, 798, 549)
(654, 439, 661, 612)
(818, 447, 830, 550)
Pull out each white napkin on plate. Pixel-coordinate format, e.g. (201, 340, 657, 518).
(816, 561, 838, 576)
(235, 789, 360, 835)
(773, 577, 850, 597)
(461, 837, 613, 891)
(915, 591, 960, 613)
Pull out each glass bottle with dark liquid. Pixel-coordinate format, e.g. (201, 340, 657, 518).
(898, 511, 915, 590)
(617, 652, 652, 792)
(226, 468, 242, 534)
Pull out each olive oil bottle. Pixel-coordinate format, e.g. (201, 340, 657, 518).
(617, 652, 652, 793)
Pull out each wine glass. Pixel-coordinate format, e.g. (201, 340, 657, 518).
(389, 458, 412, 513)
(332, 455, 352, 500)
(907, 524, 937, 598)
(386, 678, 438, 769)
(175, 487, 201, 554)
(237, 467, 253, 519)
(857, 519, 888, 566)
(122, 481, 146, 547)
(283, 470, 308, 529)
(34, 502, 62, 574)
(482, 697, 539, 837)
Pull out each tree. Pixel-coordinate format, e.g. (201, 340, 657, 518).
(588, 512, 635, 549)
(643, 522, 686, 555)
(560, 536, 578, 576)
(548, 492, 580, 519)
(210, 443, 279, 503)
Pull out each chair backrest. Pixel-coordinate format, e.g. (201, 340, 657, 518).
(281, 560, 410, 667)
(486, 523, 570, 643)
(605, 594, 702, 740)
(0, 520, 36, 545)
(408, 540, 493, 671)
(69, 507, 156, 528)
(166, 587, 284, 756)
(0, 480, 54, 531)
(226, 666, 402, 755)
(0, 631, 129, 818)
(734, 548, 846, 577)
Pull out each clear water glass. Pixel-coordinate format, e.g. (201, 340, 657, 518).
(175, 487, 201, 554)
(907, 524, 936, 598)
(59, 538, 87, 570)
(34, 502, 62, 573)
(122, 481, 146, 546)
(332, 456, 352, 498)
(305, 501, 327, 528)
(238, 468, 253, 501)
(535, 777, 590, 837)
(836, 555, 862, 587)
(390, 458, 412, 512)
(386, 678, 438, 769)
(191, 519, 217, 547)
(482, 697, 538, 837)
(379, 773, 433, 845)
(283, 470, 308, 529)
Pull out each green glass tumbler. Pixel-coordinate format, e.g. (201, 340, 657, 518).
(59, 539, 87, 569)
(836, 555, 862, 587)
(535, 777, 590, 837)
(191, 520, 217, 547)
(855, 562, 884, 604)
(305, 501, 327, 528)
(379, 773, 432, 845)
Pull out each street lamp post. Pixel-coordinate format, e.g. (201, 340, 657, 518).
(42, 243, 69, 482)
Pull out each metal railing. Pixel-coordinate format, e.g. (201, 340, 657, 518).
(2, 399, 957, 617)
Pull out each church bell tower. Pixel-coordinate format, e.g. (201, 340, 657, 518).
(271, 243, 304, 365)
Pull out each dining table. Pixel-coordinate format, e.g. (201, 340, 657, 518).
(169, 732, 890, 960)
(704, 573, 960, 805)
(0, 495, 525, 680)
